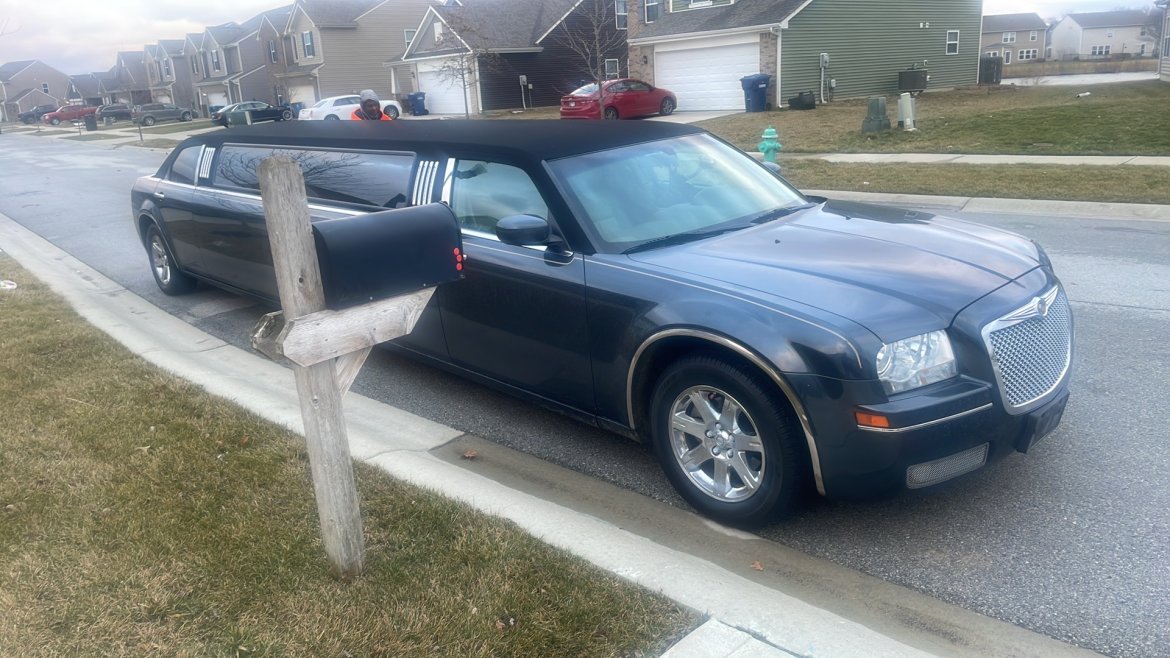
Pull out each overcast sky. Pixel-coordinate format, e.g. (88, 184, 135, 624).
(0, 0, 1159, 76)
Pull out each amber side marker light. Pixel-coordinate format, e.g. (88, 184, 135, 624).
(855, 411, 891, 429)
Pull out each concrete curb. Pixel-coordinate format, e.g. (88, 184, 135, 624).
(801, 189, 1170, 222)
(0, 210, 937, 657)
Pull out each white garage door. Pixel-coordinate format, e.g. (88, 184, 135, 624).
(417, 65, 471, 115)
(655, 42, 759, 111)
(287, 84, 316, 106)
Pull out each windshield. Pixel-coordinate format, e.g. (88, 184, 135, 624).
(312, 99, 329, 108)
(568, 83, 599, 96)
(548, 134, 807, 253)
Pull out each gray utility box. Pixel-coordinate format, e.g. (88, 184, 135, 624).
(311, 202, 464, 310)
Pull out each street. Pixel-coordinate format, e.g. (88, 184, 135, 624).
(1, 134, 1167, 657)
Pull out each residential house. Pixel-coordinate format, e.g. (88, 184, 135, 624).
(143, 39, 197, 110)
(981, 13, 1048, 65)
(401, 0, 628, 115)
(106, 52, 154, 105)
(268, 0, 436, 109)
(625, 0, 982, 111)
(68, 73, 106, 107)
(1, 60, 73, 122)
(1161, 0, 1170, 81)
(1049, 10, 1157, 60)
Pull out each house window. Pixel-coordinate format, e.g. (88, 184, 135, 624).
(302, 31, 315, 57)
(1164, 36, 1170, 58)
(1003, 32, 1016, 43)
(1004, 50, 1012, 64)
(212, 50, 221, 72)
(605, 58, 620, 78)
(1140, 26, 1148, 37)
(405, 29, 416, 48)
(1029, 31, 1038, 41)
(434, 22, 444, 44)
(645, 0, 659, 23)
(615, 0, 627, 30)
(192, 57, 199, 74)
(269, 40, 278, 63)
(1140, 43, 1147, 56)
(1018, 49, 1038, 61)
(946, 30, 960, 55)
(1091, 45, 1110, 56)
(986, 50, 1000, 58)
(41, 83, 49, 94)
(164, 59, 171, 77)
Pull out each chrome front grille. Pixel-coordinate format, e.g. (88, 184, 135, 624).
(982, 287, 1072, 413)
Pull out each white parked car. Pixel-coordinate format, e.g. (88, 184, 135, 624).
(297, 94, 402, 120)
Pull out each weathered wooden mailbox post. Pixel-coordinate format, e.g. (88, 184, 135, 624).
(251, 156, 463, 578)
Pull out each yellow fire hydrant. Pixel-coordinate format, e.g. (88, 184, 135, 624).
(757, 126, 782, 163)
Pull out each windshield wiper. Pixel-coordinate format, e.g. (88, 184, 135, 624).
(749, 202, 817, 224)
(623, 225, 747, 254)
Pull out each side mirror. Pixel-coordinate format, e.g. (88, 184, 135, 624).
(496, 214, 552, 246)
(761, 161, 783, 176)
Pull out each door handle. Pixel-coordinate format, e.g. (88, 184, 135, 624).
(153, 192, 166, 199)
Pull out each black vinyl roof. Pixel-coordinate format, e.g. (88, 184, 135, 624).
(185, 119, 706, 164)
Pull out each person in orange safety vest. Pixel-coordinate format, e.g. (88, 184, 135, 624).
(352, 89, 393, 121)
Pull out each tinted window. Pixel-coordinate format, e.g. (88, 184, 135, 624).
(214, 146, 414, 208)
(449, 160, 548, 234)
(168, 145, 202, 185)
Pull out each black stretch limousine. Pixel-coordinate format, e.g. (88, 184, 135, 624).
(131, 120, 1073, 526)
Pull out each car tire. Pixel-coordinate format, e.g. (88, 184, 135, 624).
(146, 223, 196, 296)
(660, 98, 676, 116)
(280, 109, 293, 121)
(142, 116, 156, 126)
(324, 114, 340, 121)
(603, 107, 619, 120)
(649, 354, 806, 527)
(50, 118, 60, 125)
(180, 112, 192, 121)
(384, 105, 400, 119)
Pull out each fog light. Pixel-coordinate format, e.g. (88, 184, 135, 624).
(906, 443, 988, 489)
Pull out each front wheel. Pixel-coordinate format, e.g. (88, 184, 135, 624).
(146, 224, 196, 295)
(649, 354, 806, 527)
(280, 109, 293, 121)
(324, 114, 340, 121)
(660, 98, 675, 116)
(142, 116, 156, 126)
(180, 112, 192, 121)
(50, 118, 60, 125)
(384, 105, 400, 119)
(603, 107, 619, 120)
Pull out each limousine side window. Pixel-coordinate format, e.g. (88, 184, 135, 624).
(167, 145, 202, 185)
(449, 160, 548, 235)
(213, 145, 413, 208)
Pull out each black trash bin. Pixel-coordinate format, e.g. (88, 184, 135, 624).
(739, 73, 772, 112)
(407, 92, 428, 116)
(83, 114, 98, 131)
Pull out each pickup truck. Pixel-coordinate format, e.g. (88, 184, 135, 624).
(132, 103, 195, 126)
(40, 105, 97, 125)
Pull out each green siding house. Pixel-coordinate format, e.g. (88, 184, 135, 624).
(627, 0, 981, 110)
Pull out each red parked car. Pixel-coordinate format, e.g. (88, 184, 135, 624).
(560, 78, 676, 120)
(41, 105, 97, 125)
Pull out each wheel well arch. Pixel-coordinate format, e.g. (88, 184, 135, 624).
(627, 329, 825, 494)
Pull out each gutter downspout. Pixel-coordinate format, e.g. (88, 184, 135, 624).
(1, 81, 8, 122)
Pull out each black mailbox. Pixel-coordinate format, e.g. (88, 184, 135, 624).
(312, 202, 464, 310)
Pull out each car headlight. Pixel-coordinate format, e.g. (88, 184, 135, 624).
(875, 330, 957, 394)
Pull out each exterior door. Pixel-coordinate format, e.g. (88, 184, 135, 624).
(438, 159, 594, 412)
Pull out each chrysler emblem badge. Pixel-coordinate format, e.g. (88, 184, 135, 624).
(1034, 295, 1049, 317)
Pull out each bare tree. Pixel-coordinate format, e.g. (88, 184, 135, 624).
(429, 16, 505, 118)
(552, 0, 627, 108)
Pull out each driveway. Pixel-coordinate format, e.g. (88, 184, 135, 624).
(1006, 71, 1158, 86)
(648, 109, 740, 124)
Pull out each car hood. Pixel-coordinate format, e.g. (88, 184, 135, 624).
(627, 200, 1041, 341)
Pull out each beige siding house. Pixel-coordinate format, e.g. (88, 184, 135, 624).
(981, 13, 1048, 65)
(1050, 10, 1157, 60)
(1, 60, 73, 121)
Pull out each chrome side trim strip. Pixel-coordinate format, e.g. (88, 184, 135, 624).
(857, 403, 993, 433)
(627, 328, 827, 496)
(440, 157, 456, 202)
(198, 147, 215, 180)
(413, 160, 439, 205)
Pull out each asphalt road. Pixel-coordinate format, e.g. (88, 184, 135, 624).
(1, 135, 1167, 657)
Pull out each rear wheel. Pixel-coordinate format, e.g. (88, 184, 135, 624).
(280, 109, 293, 121)
(142, 116, 156, 126)
(324, 114, 340, 121)
(603, 106, 619, 120)
(146, 224, 196, 295)
(650, 354, 805, 527)
(180, 111, 192, 121)
(660, 98, 675, 116)
(50, 118, 60, 125)
(384, 105, 400, 119)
